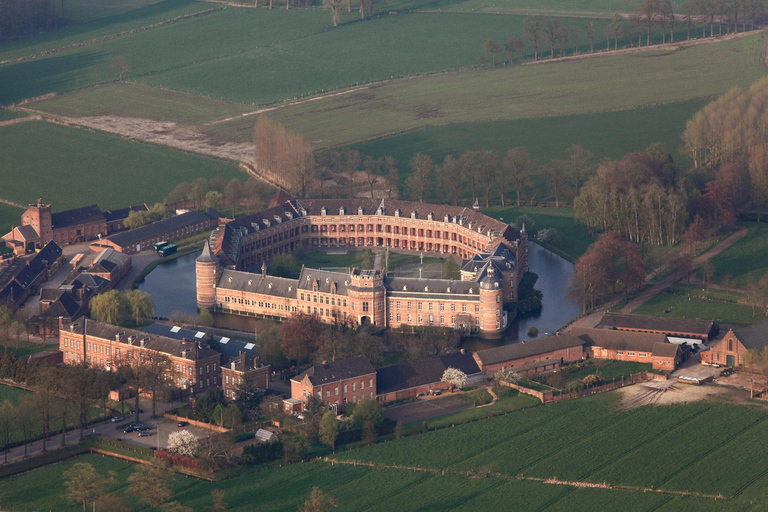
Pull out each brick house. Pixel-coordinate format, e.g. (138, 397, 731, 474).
(376, 351, 481, 403)
(0, 241, 64, 311)
(291, 356, 376, 412)
(59, 319, 221, 395)
(473, 333, 585, 375)
(700, 321, 768, 367)
(220, 351, 270, 400)
(572, 327, 682, 371)
(597, 312, 715, 341)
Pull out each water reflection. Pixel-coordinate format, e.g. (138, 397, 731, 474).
(140, 243, 580, 344)
(138, 251, 200, 319)
(461, 242, 581, 351)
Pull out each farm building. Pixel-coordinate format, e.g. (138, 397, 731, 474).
(102, 204, 149, 234)
(700, 321, 768, 367)
(572, 327, 682, 371)
(291, 356, 377, 413)
(83, 248, 132, 288)
(0, 241, 64, 311)
(472, 333, 585, 375)
(92, 209, 222, 254)
(597, 312, 715, 341)
(376, 351, 481, 403)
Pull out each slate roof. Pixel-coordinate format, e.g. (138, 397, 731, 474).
(297, 267, 350, 294)
(0, 281, 25, 306)
(376, 352, 481, 395)
(89, 248, 131, 274)
(106, 209, 220, 248)
(652, 342, 681, 358)
(217, 269, 297, 298)
(51, 205, 105, 229)
(63, 319, 219, 360)
(140, 322, 259, 359)
(597, 312, 713, 338)
(41, 291, 82, 319)
(40, 288, 64, 303)
(9, 225, 40, 241)
(103, 205, 148, 223)
(384, 277, 479, 297)
(197, 239, 217, 263)
(474, 334, 585, 366)
(734, 321, 768, 350)
(292, 356, 375, 386)
(572, 327, 668, 353)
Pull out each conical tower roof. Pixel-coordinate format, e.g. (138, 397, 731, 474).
(197, 239, 217, 263)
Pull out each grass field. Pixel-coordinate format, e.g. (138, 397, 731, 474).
(634, 284, 767, 325)
(0, 203, 23, 238)
(378, 0, 687, 16)
(484, 206, 594, 261)
(0, 121, 242, 210)
(350, 99, 707, 176)
(264, 34, 765, 148)
(710, 222, 768, 286)
(56, 0, 168, 23)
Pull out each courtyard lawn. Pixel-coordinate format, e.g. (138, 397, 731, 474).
(484, 206, 594, 261)
(710, 222, 768, 287)
(0, 121, 242, 211)
(634, 284, 767, 326)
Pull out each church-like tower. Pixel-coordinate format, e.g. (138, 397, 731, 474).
(196, 240, 219, 309)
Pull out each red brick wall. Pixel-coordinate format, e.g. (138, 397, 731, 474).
(475, 345, 584, 374)
(704, 330, 746, 367)
(291, 372, 377, 411)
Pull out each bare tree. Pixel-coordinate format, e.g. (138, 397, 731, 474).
(505, 35, 525, 62)
(543, 19, 564, 58)
(639, 0, 661, 45)
(584, 20, 596, 52)
(524, 16, 544, 60)
(406, 153, 434, 202)
(110, 56, 131, 81)
(437, 155, 462, 206)
(503, 148, 536, 207)
(482, 39, 503, 65)
(362, 156, 382, 199)
(323, 0, 341, 24)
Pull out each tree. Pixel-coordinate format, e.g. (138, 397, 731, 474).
(525, 16, 544, 60)
(89, 290, 126, 325)
(168, 430, 199, 456)
(281, 312, 324, 365)
(164, 503, 194, 512)
(638, 0, 660, 45)
(351, 398, 383, 428)
(565, 144, 594, 196)
(543, 19, 564, 58)
(503, 148, 535, 207)
(406, 153, 434, 202)
(95, 495, 129, 512)
(17, 394, 34, 457)
(128, 463, 173, 512)
(607, 14, 623, 49)
(482, 39, 503, 65)
(205, 190, 223, 211)
(385, 156, 399, 198)
(136, 348, 171, 418)
(0, 400, 12, 462)
(437, 155, 463, 206)
(222, 402, 243, 428)
(198, 308, 214, 327)
(194, 387, 226, 423)
(223, 178, 242, 216)
(441, 367, 467, 389)
(124, 210, 152, 229)
(110, 56, 131, 80)
(544, 160, 566, 207)
(319, 410, 339, 449)
(322, 0, 342, 25)
(362, 420, 377, 445)
(64, 462, 113, 512)
(584, 20, 596, 52)
(126, 289, 155, 326)
(505, 35, 525, 62)
(362, 156, 382, 199)
(298, 487, 337, 512)
(478, 150, 498, 207)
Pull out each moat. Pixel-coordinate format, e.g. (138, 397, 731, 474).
(139, 242, 580, 347)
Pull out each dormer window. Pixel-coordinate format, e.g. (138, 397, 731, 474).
(377, 207, 383, 215)
(444, 214, 450, 222)
(321, 207, 327, 216)
(339, 206, 345, 215)
(358, 206, 364, 215)
(411, 211, 418, 219)
(395, 209, 401, 217)
(427, 213, 433, 221)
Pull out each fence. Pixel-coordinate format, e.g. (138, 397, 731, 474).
(164, 413, 230, 433)
(501, 372, 656, 404)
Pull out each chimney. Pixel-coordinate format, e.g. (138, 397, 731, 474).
(231, 361, 236, 370)
(460, 348, 465, 355)
(181, 337, 186, 345)
(198, 341, 202, 349)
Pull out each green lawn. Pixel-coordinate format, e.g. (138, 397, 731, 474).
(266, 34, 765, 148)
(0, 121, 242, 211)
(350, 99, 706, 182)
(710, 223, 768, 287)
(4, 393, 768, 510)
(0, 109, 27, 122)
(564, 360, 653, 382)
(484, 206, 594, 261)
(634, 284, 767, 326)
(0, 203, 23, 238)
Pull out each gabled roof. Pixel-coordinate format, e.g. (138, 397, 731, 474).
(51, 205, 104, 229)
(0, 281, 25, 306)
(89, 248, 131, 273)
(292, 356, 375, 386)
(106, 209, 220, 248)
(268, 189, 292, 208)
(6, 225, 40, 241)
(63, 319, 220, 361)
(40, 291, 82, 319)
(297, 267, 350, 294)
(474, 333, 585, 366)
(734, 321, 768, 351)
(572, 327, 668, 353)
(597, 312, 713, 337)
(140, 322, 259, 359)
(217, 269, 297, 298)
(102, 204, 148, 223)
(376, 352, 480, 395)
(652, 342, 681, 358)
(384, 277, 478, 297)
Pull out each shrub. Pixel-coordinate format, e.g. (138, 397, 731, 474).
(441, 367, 467, 389)
(527, 326, 538, 337)
(154, 449, 206, 471)
(167, 430, 199, 457)
(241, 440, 284, 465)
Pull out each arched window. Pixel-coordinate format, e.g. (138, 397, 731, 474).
(728, 339, 733, 351)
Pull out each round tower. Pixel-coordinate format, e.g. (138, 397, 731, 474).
(478, 265, 504, 338)
(196, 240, 219, 309)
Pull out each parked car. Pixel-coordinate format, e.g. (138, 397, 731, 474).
(130, 408, 144, 414)
(123, 426, 136, 433)
(111, 416, 124, 423)
(137, 431, 152, 437)
(177, 421, 187, 427)
(135, 425, 151, 431)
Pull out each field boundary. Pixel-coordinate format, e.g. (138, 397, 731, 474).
(0, 7, 225, 67)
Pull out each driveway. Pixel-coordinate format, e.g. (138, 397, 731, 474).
(116, 250, 160, 290)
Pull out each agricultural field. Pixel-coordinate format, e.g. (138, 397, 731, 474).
(377, 0, 687, 16)
(56, 0, 168, 23)
(0, 121, 242, 211)
(710, 222, 768, 286)
(2, 393, 768, 510)
(265, 34, 765, 148)
(0, 203, 23, 238)
(349, 99, 707, 177)
(633, 284, 767, 325)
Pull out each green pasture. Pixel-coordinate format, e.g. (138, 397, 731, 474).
(28, 82, 253, 124)
(0, 0, 213, 63)
(350, 99, 706, 180)
(56, 0, 168, 23)
(0, 203, 23, 238)
(484, 206, 594, 261)
(710, 222, 768, 286)
(266, 34, 765, 148)
(634, 284, 767, 325)
(378, 0, 687, 16)
(4, 393, 768, 510)
(0, 109, 27, 121)
(0, 121, 242, 211)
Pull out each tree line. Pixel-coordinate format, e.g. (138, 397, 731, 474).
(0, 0, 63, 40)
(480, 0, 766, 66)
(164, 175, 274, 216)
